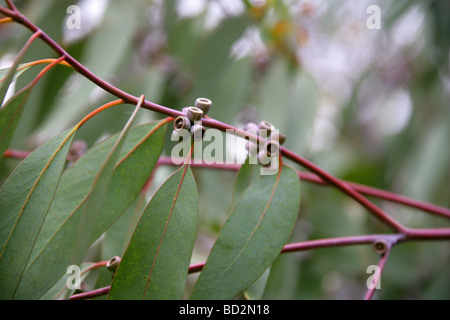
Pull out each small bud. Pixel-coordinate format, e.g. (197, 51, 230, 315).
(181, 107, 190, 114)
(245, 141, 258, 156)
(374, 239, 389, 255)
(194, 98, 212, 115)
(260, 158, 279, 175)
(264, 140, 280, 157)
(171, 129, 190, 142)
(257, 149, 271, 166)
(106, 256, 121, 274)
(244, 122, 259, 133)
(258, 121, 275, 134)
(270, 131, 286, 145)
(186, 106, 204, 123)
(191, 124, 206, 141)
(173, 115, 191, 132)
(67, 140, 87, 163)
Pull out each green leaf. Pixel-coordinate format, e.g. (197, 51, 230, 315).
(71, 100, 143, 264)
(243, 267, 271, 300)
(0, 86, 33, 163)
(234, 160, 272, 300)
(0, 37, 35, 106)
(0, 33, 41, 162)
(109, 164, 199, 300)
(0, 127, 77, 299)
(15, 120, 166, 299)
(233, 160, 272, 300)
(232, 157, 261, 205)
(39, 261, 97, 300)
(100, 191, 148, 261)
(31, 122, 165, 259)
(190, 164, 301, 300)
(0, 63, 32, 89)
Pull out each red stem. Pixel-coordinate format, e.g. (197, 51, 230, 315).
(4, 0, 17, 11)
(64, 231, 450, 300)
(2, 149, 31, 159)
(0, 7, 182, 118)
(76, 99, 124, 128)
(157, 157, 450, 219)
(4, 151, 447, 218)
(281, 147, 407, 233)
(29, 56, 65, 87)
(67, 286, 111, 300)
(296, 171, 450, 219)
(364, 247, 391, 300)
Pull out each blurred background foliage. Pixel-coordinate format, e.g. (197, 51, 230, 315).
(0, 0, 449, 299)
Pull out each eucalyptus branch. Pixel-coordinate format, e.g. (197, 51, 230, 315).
(157, 157, 450, 219)
(0, 4, 407, 233)
(3, 149, 448, 219)
(66, 286, 110, 300)
(364, 244, 392, 300)
(4, 0, 17, 11)
(2, 149, 31, 159)
(3, 2, 444, 233)
(64, 231, 449, 300)
(1, 1, 449, 301)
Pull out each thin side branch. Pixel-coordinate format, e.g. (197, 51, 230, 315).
(4, 0, 18, 11)
(66, 286, 110, 300)
(158, 157, 450, 219)
(64, 232, 449, 300)
(364, 246, 392, 300)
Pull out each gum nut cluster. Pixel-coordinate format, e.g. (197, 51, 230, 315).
(172, 98, 212, 141)
(244, 121, 286, 166)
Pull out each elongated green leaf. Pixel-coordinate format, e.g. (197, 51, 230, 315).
(72, 101, 143, 264)
(232, 157, 261, 205)
(39, 261, 97, 300)
(0, 34, 41, 161)
(190, 164, 301, 300)
(233, 160, 272, 300)
(15, 120, 166, 299)
(0, 127, 77, 299)
(0, 86, 33, 162)
(30, 122, 164, 260)
(13, 101, 143, 299)
(109, 164, 199, 300)
(243, 267, 271, 300)
(0, 64, 32, 89)
(0, 36, 36, 106)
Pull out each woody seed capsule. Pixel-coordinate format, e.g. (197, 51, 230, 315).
(106, 256, 121, 274)
(257, 149, 272, 167)
(186, 106, 204, 123)
(194, 98, 212, 115)
(270, 131, 286, 145)
(191, 124, 206, 141)
(264, 140, 280, 157)
(173, 115, 191, 132)
(374, 239, 389, 255)
(258, 121, 275, 135)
